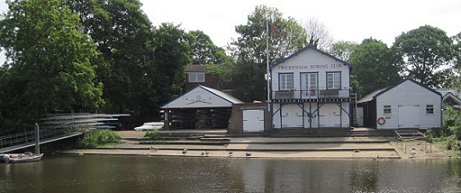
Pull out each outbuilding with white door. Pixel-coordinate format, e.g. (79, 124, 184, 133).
(357, 79, 442, 129)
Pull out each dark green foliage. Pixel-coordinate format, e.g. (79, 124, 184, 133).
(230, 5, 306, 101)
(443, 106, 461, 140)
(186, 30, 233, 65)
(349, 38, 401, 97)
(144, 129, 159, 140)
(427, 106, 461, 156)
(68, 1, 192, 122)
(152, 23, 191, 104)
(392, 25, 456, 88)
(67, 0, 157, 116)
(330, 41, 358, 62)
(79, 129, 121, 148)
(0, 0, 103, 128)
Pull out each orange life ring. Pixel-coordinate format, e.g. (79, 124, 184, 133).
(377, 117, 386, 125)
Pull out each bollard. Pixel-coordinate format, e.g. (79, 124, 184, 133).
(35, 123, 40, 155)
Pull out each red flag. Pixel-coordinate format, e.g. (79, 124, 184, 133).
(268, 23, 280, 36)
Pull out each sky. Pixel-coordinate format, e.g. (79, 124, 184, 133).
(0, 0, 460, 49)
(140, 0, 461, 47)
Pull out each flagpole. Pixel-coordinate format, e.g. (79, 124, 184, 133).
(266, 21, 270, 105)
(266, 21, 272, 134)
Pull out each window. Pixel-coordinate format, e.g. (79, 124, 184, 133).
(279, 73, 294, 90)
(326, 72, 341, 89)
(426, 105, 434, 114)
(384, 105, 391, 114)
(301, 73, 318, 97)
(188, 73, 205, 83)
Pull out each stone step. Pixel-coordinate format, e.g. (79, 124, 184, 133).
(199, 137, 231, 142)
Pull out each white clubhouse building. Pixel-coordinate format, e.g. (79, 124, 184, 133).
(270, 45, 351, 129)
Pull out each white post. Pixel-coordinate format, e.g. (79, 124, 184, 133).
(266, 21, 270, 104)
(34, 123, 40, 155)
(266, 20, 273, 133)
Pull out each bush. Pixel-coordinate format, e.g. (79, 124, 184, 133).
(449, 125, 461, 140)
(144, 129, 160, 140)
(79, 129, 121, 148)
(427, 127, 451, 138)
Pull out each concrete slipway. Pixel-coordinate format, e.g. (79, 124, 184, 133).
(61, 131, 447, 160)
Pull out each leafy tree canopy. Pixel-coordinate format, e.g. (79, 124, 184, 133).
(0, 0, 103, 127)
(329, 41, 358, 62)
(392, 25, 455, 88)
(153, 23, 192, 102)
(67, 0, 157, 117)
(186, 30, 233, 65)
(349, 38, 401, 97)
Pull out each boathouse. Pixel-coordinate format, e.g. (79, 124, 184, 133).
(161, 85, 243, 130)
(270, 45, 352, 130)
(357, 79, 442, 129)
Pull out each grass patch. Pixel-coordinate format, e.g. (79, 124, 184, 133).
(144, 129, 160, 140)
(426, 128, 461, 158)
(79, 129, 121, 148)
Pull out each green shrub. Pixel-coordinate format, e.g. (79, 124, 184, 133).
(144, 129, 160, 140)
(449, 125, 461, 140)
(427, 127, 451, 138)
(79, 129, 121, 148)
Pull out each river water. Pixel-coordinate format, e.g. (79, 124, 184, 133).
(1, 155, 460, 193)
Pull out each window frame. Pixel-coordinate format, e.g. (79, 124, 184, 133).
(426, 104, 434, 114)
(279, 73, 294, 91)
(326, 71, 341, 90)
(188, 72, 205, 83)
(383, 105, 391, 114)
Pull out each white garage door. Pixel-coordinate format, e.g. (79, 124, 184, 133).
(398, 105, 420, 129)
(281, 104, 303, 128)
(243, 109, 265, 132)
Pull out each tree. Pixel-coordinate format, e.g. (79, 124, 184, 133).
(153, 23, 191, 102)
(68, 0, 165, 120)
(68, 1, 195, 123)
(0, 0, 103, 127)
(230, 5, 306, 101)
(349, 38, 401, 97)
(303, 18, 333, 50)
(392, 25, 455, 88)
(186, 30, 233, 65)
(329, 41, 359, 61)
(453, 32, 461, 71)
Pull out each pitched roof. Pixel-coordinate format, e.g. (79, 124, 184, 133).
(200, 85, 243, 105)
(161, 85, 243, 109)
(442, 92, 461, 106)
(357, 79, 442, 104)
(184, 64, 207, 72)
(357, 88, 388, 103)
(270, 45, 352, 69)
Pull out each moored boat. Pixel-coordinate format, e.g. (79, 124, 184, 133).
(2, 153, 43, 163)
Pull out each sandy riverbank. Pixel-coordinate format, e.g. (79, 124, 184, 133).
(61, 131, 448, 159)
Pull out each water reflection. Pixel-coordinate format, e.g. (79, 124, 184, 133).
(0, 156, 460, 193)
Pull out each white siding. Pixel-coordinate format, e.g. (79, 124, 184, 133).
(271, 48, 351, 129)
(272, 49, 350, 92)
(318, 103, 349, 128)
(376, 80, 441, 129)
(162, 86, 233, 109)
(272, 102, 350, 128)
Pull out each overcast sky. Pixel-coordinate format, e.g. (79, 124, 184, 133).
(141, 0, 461, 47)
(1, 0, 460, 49)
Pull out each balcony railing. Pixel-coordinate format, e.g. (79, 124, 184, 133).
(273, 89, 350, 100)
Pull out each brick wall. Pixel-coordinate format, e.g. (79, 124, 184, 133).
(228, 103, 270, 135)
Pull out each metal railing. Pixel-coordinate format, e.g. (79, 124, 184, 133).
(273, 89, 350, 100)
(0, 128, 74, 149)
